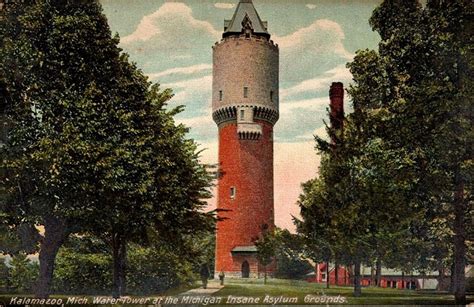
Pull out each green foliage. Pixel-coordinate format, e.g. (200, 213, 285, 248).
(52, 242, 197, 295)
(8, 253, 38, 293)
(0, 0, 215, 297)
(126, 244, 195, 294)
(254, 229, 276, 268)
(254, 227, 276, 284)
(273, 230, 313, 279)
(0, 257, 10, 291)
(297, 0, 473, 299)
(0, 224, 40, 256)
(53, 248, 112, 294)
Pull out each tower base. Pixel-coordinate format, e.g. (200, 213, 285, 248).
(213, 252, 276, 279)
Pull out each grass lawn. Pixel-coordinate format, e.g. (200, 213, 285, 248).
(2, 280, 472, 305)
(212, 278, 473, 305)
(0, 282, 199, 305)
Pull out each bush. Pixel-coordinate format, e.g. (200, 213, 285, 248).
(126, 245, 195, 295)
(0, 256, 10, 292)
(275, 250, 313, 279)
(271, 229, 314, 279)
(53, 248, 112, 294)
(52, 244, 196, 295)
(8, 253, 38, 292)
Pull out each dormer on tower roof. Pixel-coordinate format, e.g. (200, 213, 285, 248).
(223, 0, 270, 39)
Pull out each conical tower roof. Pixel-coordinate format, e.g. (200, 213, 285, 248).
(223, 0, 269, 38)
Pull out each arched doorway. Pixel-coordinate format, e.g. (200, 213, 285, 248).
(241, 260, 250, 278)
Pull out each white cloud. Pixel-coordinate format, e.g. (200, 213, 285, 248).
(178, 114, 211, 128)
(281, 64, 351, 99)
(280, 97, 327, 115)
(163, 75, 214, 140)
(276, 19, 352, 60)
(121, 2, 220, 55)
(275, 19, 353, 83)
(306, 4, 317, 9)
(214, 3, 235, 9)
(122, 3, 219, 44)
(147, 64, 212, 80)
(164, 74, 212, 90)
(176, 113, 216, 140)
(292, 125, 328, 141)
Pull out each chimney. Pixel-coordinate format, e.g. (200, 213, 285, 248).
(329, 82, 344, 130)
(329, 82, 344, 144)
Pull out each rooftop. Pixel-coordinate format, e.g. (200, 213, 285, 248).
(223, 0, 269, 38)
(231, 245, 258, 253)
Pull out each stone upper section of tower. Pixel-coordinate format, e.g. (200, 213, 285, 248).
(223, 0, 270, 39)
(212, 0, 279, 127)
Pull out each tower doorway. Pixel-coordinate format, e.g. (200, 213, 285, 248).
(241, 260, 250, 278)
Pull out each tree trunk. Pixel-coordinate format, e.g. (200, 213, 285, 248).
(344, 267, 348, 286)
(326, 261, 330, 289)
(437, 267, 448, 291)
(112, 233, 126, 298)
(370, 265, 375, 287)
(354, 261, 361, 297)
(450, 261, 456, 293)
(401, 271, 405, 289)
(119, 241, 127, 295)
(335, 261, 339, 286)
(453, 172, 466, 304)
(376, 258, 382, 287)
(348, 265, 354, 286)
(35, 216, 67, 298)
(264, 265, 267, 285)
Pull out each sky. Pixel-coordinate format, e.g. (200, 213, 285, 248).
(100, 0, 382, 231)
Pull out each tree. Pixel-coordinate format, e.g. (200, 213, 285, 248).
(343, 0, 472, 302)
(272, 229, 313, 280)
(303, 0, 471, 301)
(254, 227, 276, 284)
(0, 0, 214, 298)
(298, 109, 384, 296)
(366, 0, 472, 302)
(1, 0, 124, 297)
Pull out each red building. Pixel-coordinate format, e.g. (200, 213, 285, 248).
(309, 263, 352, 286)
(309, 263, 438, 290)
(212, 0, 279, 278)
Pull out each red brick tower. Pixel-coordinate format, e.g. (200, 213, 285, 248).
(212, 0, 279, 278)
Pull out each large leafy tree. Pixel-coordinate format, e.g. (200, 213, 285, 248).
(1, 0, 124, 297)
(1, 0, 213, 298)
(366, 0, 473, 302)
(298, 1, 472, 302)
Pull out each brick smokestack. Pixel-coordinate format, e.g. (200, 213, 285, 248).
(329, 82, 344, 144)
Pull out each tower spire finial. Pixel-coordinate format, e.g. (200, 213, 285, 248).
(223, 0, 269, 38)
